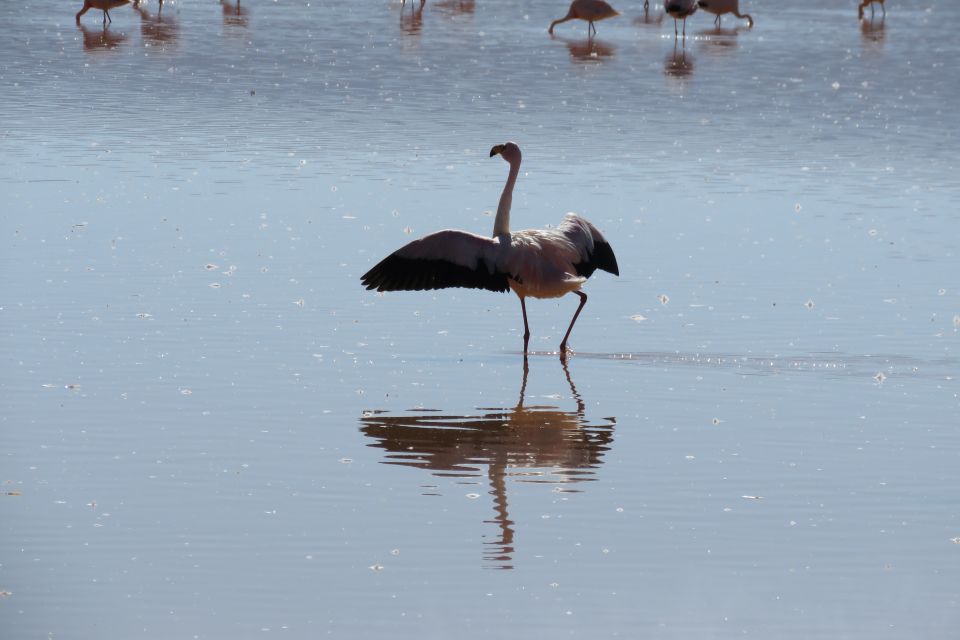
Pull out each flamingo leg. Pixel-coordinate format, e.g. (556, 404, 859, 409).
(520, 296, 531, 353)
(559, 291, 587, 355)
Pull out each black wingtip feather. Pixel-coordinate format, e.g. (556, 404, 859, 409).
(361, 254, 510, 294)
(593, 240, 619, 276)
(573, 240, 619, 278)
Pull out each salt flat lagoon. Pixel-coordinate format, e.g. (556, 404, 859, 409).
(2, 0, 958, 637)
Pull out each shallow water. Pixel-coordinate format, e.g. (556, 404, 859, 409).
(2, 0, 959, 637)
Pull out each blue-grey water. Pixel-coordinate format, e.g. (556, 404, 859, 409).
(2, 0, 959, 637)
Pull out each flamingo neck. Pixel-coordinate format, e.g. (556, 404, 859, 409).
(493, 158, 519, 237)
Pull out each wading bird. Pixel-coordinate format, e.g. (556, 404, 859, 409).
(858, 0, 884, 20)
(76, 0, 131, 24)
(697, 0, 752, 28)
(361, 142, 619, 356)
(548, 0, 621, 37)
(665, 0, 697, 37)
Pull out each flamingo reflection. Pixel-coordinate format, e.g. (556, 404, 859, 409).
(860, 16, 885, 49)
(77, 22, 128, 51)
(696, 26, 740, 56)
(359, 359, 616, 569)
(432, 0, 473, 15)
(400, 0, 425, 35)
(553, 35, 617, 63)
(133, 0, 178, 49)
(664, 39, 694, 78)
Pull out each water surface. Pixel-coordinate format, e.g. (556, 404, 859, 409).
(2, 0, 959, 637)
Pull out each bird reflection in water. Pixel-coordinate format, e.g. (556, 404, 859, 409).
(359, 359, 616, 570)
(432, 0, 473, 16)
(553, 35, 617, 63)
(220, 0, 249, 29)
(860, 16, 885, 49)
(77, 22, 129, 51)
(695, 26, 740, 56)
(664, 39, 694, 78)
(400, 0, 425, 36)
(133, 0, 178, 49)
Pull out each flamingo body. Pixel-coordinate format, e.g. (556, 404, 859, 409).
(697, 0, 752, 27)
(665, 0, 697, 36)
(361, 142, 619, 355)
(549, 0, 621, 36)
(76, 0, 131, 24)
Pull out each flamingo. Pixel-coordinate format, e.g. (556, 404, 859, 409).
(664, 0, 697, 37)
(76, 0, 131, 24)
(221, 0, 249, 28)
(696, 0, 752, 28)
(548, 0, 621, 37)
(361, 142, 619, 356)
(858, 0, 885, 20)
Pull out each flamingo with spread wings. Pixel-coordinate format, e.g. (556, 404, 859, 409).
(361, 142, 619, 356)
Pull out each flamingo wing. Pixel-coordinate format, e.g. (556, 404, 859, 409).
(361, 230, 512, 293)
(556, 214, 620, 278)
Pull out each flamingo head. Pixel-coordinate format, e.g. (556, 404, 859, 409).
(490, 141, 521, 164)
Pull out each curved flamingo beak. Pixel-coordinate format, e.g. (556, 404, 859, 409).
(489, 144, 505, 157)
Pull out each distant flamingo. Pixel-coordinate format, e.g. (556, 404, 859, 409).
(221, 0, 249, 28)
(549, 0, 621, 37)
(76, 0, 131, 24)
(665, 0, 697, 37)
(633, 2, 664, 26)
(697, 0, 752, 28)
(361, 142, 619, 356)
(858, 0, 885, 20)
